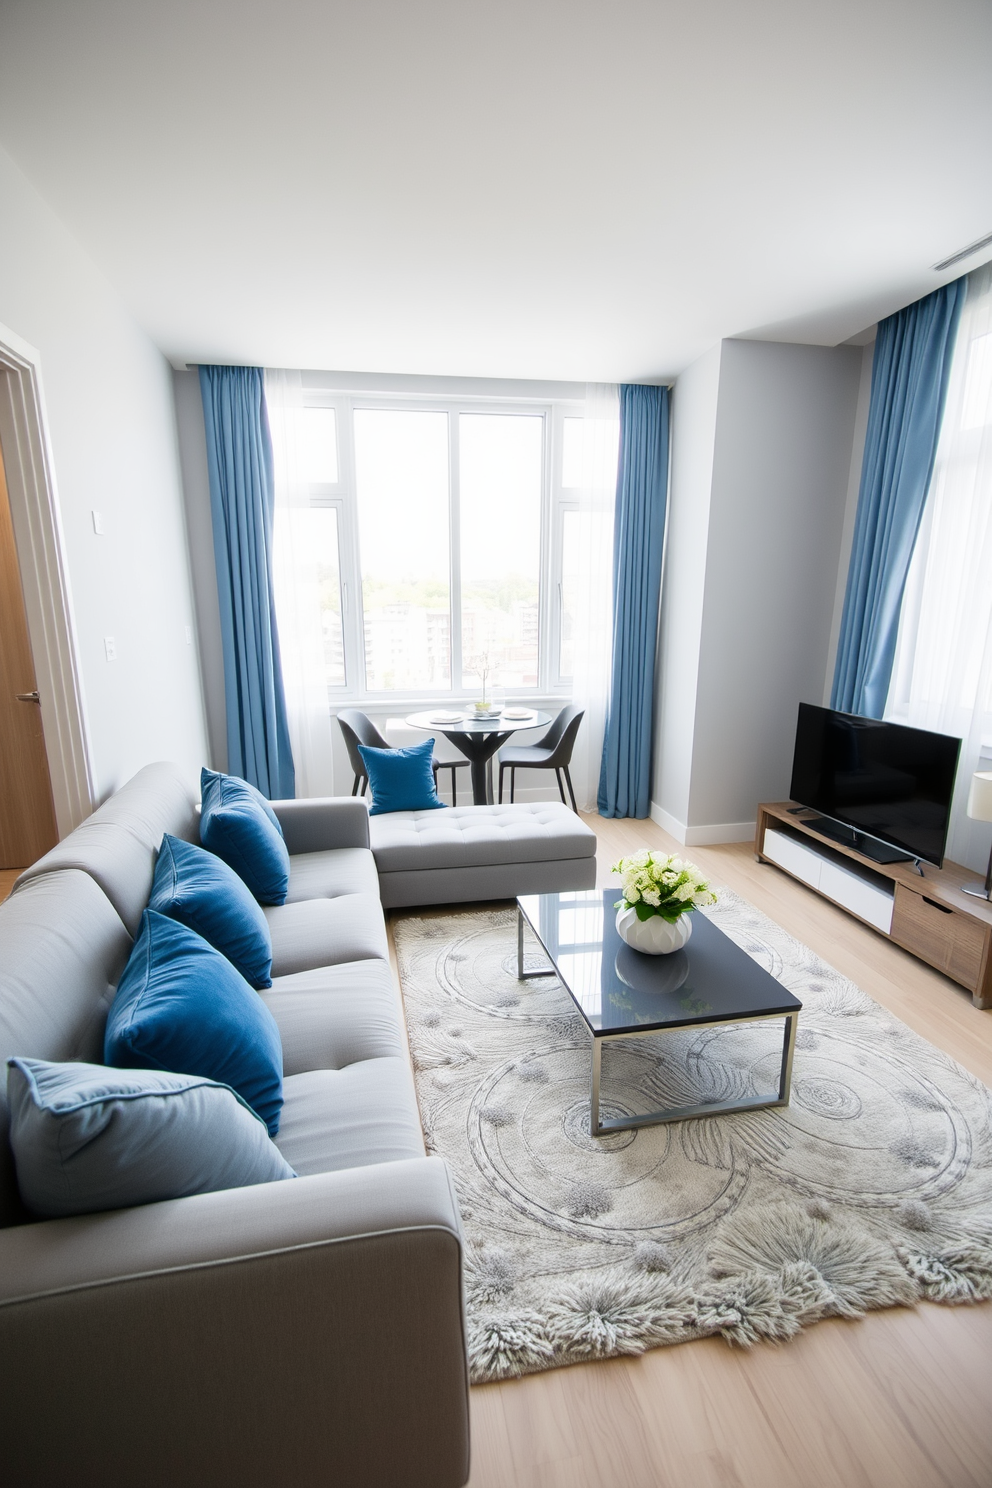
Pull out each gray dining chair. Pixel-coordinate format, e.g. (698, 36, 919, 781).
(336, 709, 469, 804)
(497, 705, 584, 813)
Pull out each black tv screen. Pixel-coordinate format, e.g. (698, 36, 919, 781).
(789, 704, 961, 868)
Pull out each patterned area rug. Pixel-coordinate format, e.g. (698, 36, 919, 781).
(393, 890, 992, 1383)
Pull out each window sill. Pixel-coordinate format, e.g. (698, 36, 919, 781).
(329, 691, 571, 715)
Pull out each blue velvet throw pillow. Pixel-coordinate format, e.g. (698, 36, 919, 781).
(150, 834, 273, 989)
(6, 1057, 295, 1219)
(358, 738, 446, 816)
(105, 910, 285, 1135)
(199, 767, 290, 905)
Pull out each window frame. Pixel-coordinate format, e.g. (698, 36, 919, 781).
(298, 386, 583, 705)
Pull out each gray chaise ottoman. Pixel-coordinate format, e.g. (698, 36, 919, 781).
(368, 802, 597, 908)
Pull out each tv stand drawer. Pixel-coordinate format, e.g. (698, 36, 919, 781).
(891, 885, 988, 989)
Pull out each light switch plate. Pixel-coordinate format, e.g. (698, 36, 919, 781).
(92, 510, 105, 535)
(104, 636, 117, 661)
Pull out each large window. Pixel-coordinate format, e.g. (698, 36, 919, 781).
(355, 409, 451, 691)
(460, 413, 543, 690)
(290, 391, 585, 700)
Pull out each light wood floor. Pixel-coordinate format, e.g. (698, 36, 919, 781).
(464, 814, 992, 1488)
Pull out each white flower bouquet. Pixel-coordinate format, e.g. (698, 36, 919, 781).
(611, 850, 717, 923)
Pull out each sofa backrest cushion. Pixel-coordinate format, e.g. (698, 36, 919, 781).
(0, 870, 132, 1227)
(105, 911, 285, 1136)
(150, 834, 273, 989)
(13, 762, 199, 937)
(199, 768, 290, 905)
(7, 1058, 295, 1219)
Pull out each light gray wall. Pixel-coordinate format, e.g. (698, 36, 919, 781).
(652, 338, 862, 840)
(0, 144, 207, 800)
(172, 368, 227, 771)
(688, 339, 862, 828)
(652, 344, 721, 826)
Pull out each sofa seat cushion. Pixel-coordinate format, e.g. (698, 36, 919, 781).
(285, 847, 379, 903)
(264, 894, 388, 977)
(369, 802, 597, 874)
(275, 1063, 424, 1175)
(262, 960, 406, 1074)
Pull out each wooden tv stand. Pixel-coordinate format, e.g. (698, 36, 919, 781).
(756, 802, 992, 1010)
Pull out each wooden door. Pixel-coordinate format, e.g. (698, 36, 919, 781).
(0, 437, 58, 866)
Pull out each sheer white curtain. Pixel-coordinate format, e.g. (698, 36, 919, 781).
(568, 383, 620, 811)
(885, 265, 992, 871)
(265, 369, 338, 798)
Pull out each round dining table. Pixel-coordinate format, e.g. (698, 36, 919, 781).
(405, 709, 552, 805)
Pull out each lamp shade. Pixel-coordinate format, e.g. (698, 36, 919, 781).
(966, 771, 992, 824)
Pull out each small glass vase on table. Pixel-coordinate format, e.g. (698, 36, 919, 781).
(470, 652, 501, 719)
(611, 851, 717, 956)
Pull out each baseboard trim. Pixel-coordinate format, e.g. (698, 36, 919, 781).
(649, 803, 687, 842)
(649, 803, 756, 847)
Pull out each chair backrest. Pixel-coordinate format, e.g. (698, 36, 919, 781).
(337, 710, 390, 779)
(538, 705, 585, 767)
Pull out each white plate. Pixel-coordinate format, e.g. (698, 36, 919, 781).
(504, 709, 533, 720)
(430, 712, 463, 724)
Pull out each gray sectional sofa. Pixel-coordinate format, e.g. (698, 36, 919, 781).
(0, 762, 596, 1487)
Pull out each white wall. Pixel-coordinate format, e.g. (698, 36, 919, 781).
(652, 344, 721, 829)
(653, 338, 862, 843)
(0, 145, 207, 800)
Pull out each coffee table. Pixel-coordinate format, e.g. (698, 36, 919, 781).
(516, 888, 801, 1136)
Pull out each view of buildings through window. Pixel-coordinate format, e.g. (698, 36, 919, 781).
(289, 393, 588, 698)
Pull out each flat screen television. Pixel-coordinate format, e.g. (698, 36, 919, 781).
(789, 703, 961, 868)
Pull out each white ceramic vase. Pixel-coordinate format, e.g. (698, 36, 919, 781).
(615, 907, 693, 956)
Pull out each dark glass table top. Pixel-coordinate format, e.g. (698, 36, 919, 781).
(517, 889, 802, 1037)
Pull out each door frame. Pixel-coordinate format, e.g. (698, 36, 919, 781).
(0, 320, 94, 837)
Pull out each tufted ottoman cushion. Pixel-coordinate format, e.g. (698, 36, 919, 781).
(368, 802, 597, 907)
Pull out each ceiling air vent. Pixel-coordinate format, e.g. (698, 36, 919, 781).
(932, 231, 992, 272)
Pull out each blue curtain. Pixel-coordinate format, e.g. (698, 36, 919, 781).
(199, 366, 295, 798)
(831, 278, 966, 718)
(598, 384, 670, 818)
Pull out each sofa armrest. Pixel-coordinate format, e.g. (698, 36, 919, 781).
(270, 795, 370, 854)
(0, 1157, 469, 1488)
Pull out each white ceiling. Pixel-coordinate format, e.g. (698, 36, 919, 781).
(2, 0, 991, 381)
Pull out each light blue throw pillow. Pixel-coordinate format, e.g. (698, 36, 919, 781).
(150, 834, 273, 989)
(358, 738, 446, 816)
(7, 1057, 295, 1219)
(199, 767, 290, 905)
(105, 910, 285, 1135)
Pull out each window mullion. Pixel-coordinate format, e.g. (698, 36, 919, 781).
(539, 406, 555, 693)
(337, 396, 366, 696)
(449, 408, 462, 692)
